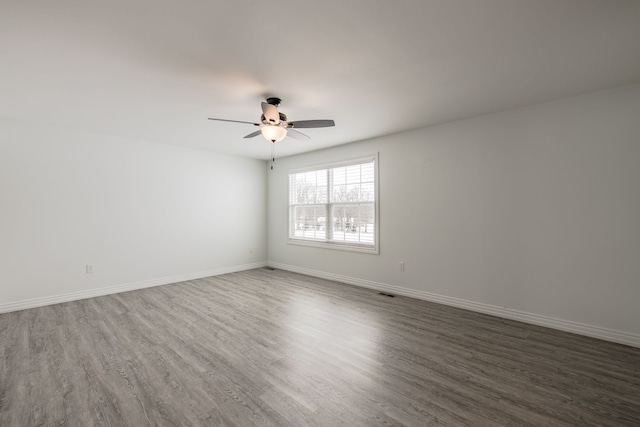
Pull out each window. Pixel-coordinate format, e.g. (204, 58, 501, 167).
(288, 155, 378, 253)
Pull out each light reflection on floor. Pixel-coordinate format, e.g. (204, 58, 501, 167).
(278, 289, 382, 382)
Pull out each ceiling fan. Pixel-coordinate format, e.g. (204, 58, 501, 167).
(208, 97, 335, 143)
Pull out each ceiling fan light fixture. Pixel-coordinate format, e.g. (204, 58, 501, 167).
(261, 125, 287, 143)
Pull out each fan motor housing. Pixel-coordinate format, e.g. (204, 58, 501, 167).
(260, 112, 287, 124)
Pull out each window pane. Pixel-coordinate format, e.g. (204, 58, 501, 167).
(360, 182, 374, 201)
(331, 203, 374, 244)
(331, 183, 345, 202)
(359, 204, 375, 243)
(333, 166, 346, 186)
(346, 164, 361, 184)
(292, 205, 326, 239)
(290, 170, 327, 204)
(361, 162, 374, 183)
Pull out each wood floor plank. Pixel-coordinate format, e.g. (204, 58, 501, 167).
(1, 268, 640, 426)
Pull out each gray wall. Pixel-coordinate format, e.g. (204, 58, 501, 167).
(267, 84, 640, 345)
(0, 119, 267, 310)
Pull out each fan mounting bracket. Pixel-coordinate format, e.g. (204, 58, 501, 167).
(266, 97, 282, 107)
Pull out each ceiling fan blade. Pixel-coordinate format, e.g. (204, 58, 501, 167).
(288, 119, 335, 128)
(287, 129, 311, 140)
(261, 102, 280, 124)
(243, 130, 262, 139)
(208, 118, 260, 126)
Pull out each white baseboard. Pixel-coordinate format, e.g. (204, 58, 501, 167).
(267, 261, 640, 349)
(0, 262, 267, 314)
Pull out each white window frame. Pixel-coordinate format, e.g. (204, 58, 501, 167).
(288, 154, 379, 254)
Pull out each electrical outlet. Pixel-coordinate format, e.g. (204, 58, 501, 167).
(86, 264, 95, 274)
(398, 261, 405, 272)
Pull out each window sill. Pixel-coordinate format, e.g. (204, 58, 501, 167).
(288, 238, 379, 254)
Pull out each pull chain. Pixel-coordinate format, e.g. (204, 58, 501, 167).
(271, 142, 275, 170)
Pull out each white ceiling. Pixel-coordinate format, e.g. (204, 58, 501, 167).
(2, 0, 640, 160)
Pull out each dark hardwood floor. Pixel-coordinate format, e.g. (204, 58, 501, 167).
(1, 268, 639, 426)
